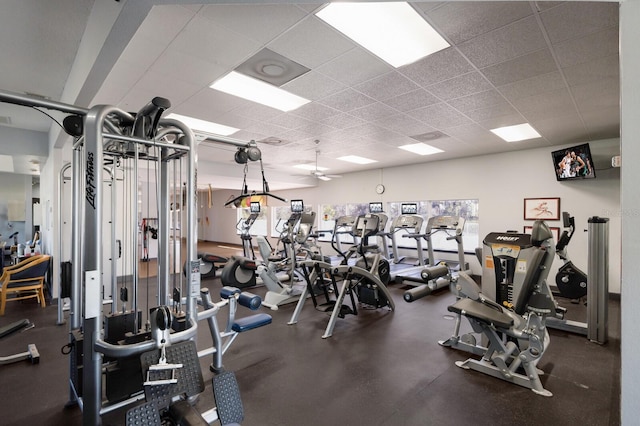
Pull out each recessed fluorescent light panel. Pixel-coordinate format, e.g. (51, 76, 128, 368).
(337, 155, 378, 165)
(490, 123, 541, 142)
(165, 113, 239, 137)
(294, 164, 329, 171)
(399, 143, 443, 156)
(316, 2, 450, 68)
(210, 71, 310, 112)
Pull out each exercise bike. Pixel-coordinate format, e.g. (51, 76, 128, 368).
(554, 212, 588, 301)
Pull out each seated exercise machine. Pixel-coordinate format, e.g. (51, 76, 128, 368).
(546, 213, 610, 344)
(125, 306, 249, 426)
(288, 213, 395, 338)
(410, 222, 561, 395)
(0, 318, 39, 366)
(399, 215, 468, 292)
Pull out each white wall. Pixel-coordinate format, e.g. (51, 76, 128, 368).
(201, 138, 621, 293)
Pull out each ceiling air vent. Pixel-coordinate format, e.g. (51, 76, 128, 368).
(258, 137, 292, 146)
(235, 48, 310, 87)
(410, 131, 447, 142)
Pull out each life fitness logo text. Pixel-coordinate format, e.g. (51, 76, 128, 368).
(86, 151, 96, 209)
(496, 236, 519, 241)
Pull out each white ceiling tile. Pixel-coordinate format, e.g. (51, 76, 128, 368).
(476, 113, 528, 131)
(424, 2, 533, 44)
(198, 4, 308, 45)
(572, 78, 620, 114)
(409, 103, 474, 129)
(150, 50, 227, 87)
(267, 113, 313, 130)
(319, 89, 376, 112)
(581, 106, 620, 139)
(482, 49, 557, 87)
(375, 113, 436, 136)
(290, 102, 340, 121)
(498, 71, 566, 101)
(400, 47, 473, 87)
(563, 54, 619, 88)
(464, 102, 519, 123)
(137, 5, 196, 45)
(316, 47, 392, 86)
(354, 71, 420, 102)
(232, 103, 283, 122)
(282, 71, 346, 101)
(134, 70, 201, 108)
(427, 72, 493, 101)
(554, 27, 619, 68)
(445, 123, 505, 145)
(383, 89, 440, 113)
(511, 89, 576, 122)
(530, 111, 589, 144)
(458, 16, 547, 68)
(540, 2, 618, 44)
(349, 103, 399, 122)
(447, 90, 508, 113)
(268, 16, 355, 69)
(318, 113, 366, 130)
(169, 16, 261, 69)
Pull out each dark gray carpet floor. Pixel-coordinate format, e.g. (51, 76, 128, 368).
(0, 275, 620, 426)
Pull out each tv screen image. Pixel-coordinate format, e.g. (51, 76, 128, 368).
(552, 143, 596, 181)
(401, 203, 418, 215)
(291, 199, 304, 213)
(369, 202, 383, 213)
(250, 202, 261, 213)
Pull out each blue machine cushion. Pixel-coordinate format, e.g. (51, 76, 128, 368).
(220, 286, 241, 300)
(238, 291, 262, 310)
(232, 313, 272, 333)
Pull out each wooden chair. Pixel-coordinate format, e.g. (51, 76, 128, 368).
(0, 254, 50, 316)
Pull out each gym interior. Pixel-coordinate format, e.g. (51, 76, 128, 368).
(0, 1, 637, 425)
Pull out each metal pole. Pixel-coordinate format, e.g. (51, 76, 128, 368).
(57, 163, 71, 326)
(587, 216, 609, 344)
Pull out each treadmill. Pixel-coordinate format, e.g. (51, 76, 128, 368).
(395, 215, 468, 287)
(383, 203, 426, 281)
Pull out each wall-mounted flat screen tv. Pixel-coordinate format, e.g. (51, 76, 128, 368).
(291, 199, 304, 213)
(250, 201, 261, 213)
(552, 143, 596, 181)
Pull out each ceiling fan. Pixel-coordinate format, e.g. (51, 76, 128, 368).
(311, 140, 341, 181)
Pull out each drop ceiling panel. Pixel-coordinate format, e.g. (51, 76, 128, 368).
(375, 114, 435, 136)
(318, 113, 366, 130)
(198, 4, 309, 45)
(169, 16, 261, 69)
(482, 49, 557, 87)
(563, 54, 619, 88)
(134, 70, 202, 107)
(426, 71, 493, 101)
(316, 47, 391, 87)
(458, 16, 547, 68)
(447, 89, 509, 113)
(539, 2, 618, 44)
(267, 113, 314, 131)
(383, 89, 440, 113)
(424, 1, 533, 44)
(477, 113, 529, 131)
(349, 102, 399, 122)
(290, 102, 340, 121)
(572, 78, 620, 114)
(399, 47, 473, 87)
(531, 112, 589, 144)
(511, 89, 576, 122)
(282, 71, 346, 101)
(498, 71, 566, 101)
(445, 123, 505, 145)
(354, 71, 420, 102)
(409, 103, 474, 129)
(136, 5, 196, 45)
(268, 16, 355, 69)
(150, 50, 227, 87)
(553, 27, 619, 68)
(463, 102, 519, 122)
(319, 88, 376, 112)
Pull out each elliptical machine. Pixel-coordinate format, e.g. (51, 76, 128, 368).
(555, 212, 588, 300)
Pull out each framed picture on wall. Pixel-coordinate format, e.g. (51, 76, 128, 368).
(524, 225, 560, 241)
(524, 197, 560, 220)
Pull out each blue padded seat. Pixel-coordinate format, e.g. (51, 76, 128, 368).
(231, 313, 272, 333)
